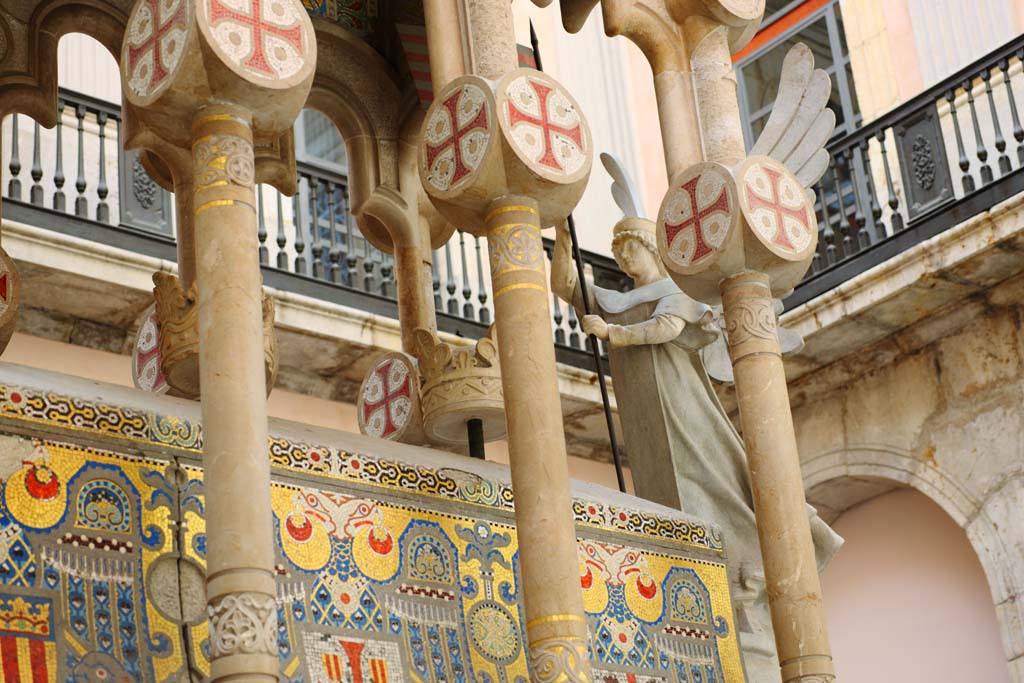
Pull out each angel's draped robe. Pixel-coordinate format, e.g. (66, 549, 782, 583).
(562, 275, 842, 660)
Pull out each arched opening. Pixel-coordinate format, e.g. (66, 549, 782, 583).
(822, 488, 1010, 682)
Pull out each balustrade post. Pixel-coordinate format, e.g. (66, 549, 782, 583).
(8, 114, 21, 200)
(965, 79, 993, 184)
(982, 69, 1011, 175)
(276, 192, 288, 270)
(74, 105, 87, 217)
(877, 129, 904, 232)
(53, 102, 66, 212)
(96, 113, 110, 223)
(30, 121, 43, 206)
(1001, 56, 1024, 165)
(293, 188, 307, 274)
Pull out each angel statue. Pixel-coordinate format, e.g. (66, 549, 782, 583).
(550, 46, 842, 678)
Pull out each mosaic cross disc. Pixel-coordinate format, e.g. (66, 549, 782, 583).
(124, 0, 190, 99)
(202, 0, 312, 83)
(737, 155, 816, 259)
(359, 357, 414, 440)
(423, 84, 491, 193)
(132, 305, 169, 394)
(499, 70, 589, 181)
(657, 163, 737, 273)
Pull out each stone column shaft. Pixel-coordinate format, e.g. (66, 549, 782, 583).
(394, 235, 437, 353)
(720, 270, 835, 683)
(485, 198, 593, 681)
(174, 174, 197, 289)
(465, 0, 517, 80)
(653, 69, 706, 177)
(424, 0, 466, 93)
(192, 105, 278, 683)
(688, 21, 746, 166)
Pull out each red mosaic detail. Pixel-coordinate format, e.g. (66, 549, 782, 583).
(361, 359, 411, 439)
(506, 78, 583, 172)
(127, 0, 188, 92)
(424, 88, 489, 188)
(664, 176, 731, 264)
(208, 0, 304, 76)
(743, 165, 812, 251)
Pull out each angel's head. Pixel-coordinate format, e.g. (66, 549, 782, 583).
(611, 218, 666, 282)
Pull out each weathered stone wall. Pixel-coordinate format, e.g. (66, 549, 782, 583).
(792, 275, 1024, 682)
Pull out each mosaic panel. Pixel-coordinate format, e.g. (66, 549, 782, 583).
(0, 380, 743, 681)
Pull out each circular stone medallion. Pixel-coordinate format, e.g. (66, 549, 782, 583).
(657, 162, 738, 274)
(132, 304, 169, 394)
(122, 0, 192, 102)
(198, 0, 315, 87)
(496, 68, 591, 183)
(737, 155, 817, 261)
(357, 352, 420, 441)
(421, 79, 494, 195)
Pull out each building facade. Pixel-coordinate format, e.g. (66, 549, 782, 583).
(0, 0, 1023, 680)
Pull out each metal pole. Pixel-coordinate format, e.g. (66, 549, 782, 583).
(467, 418, 485, 460)
(530, 22, 626, 493)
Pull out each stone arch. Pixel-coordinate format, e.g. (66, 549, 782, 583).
(1, 0, 128, 122)
(304, 19, 411, 253)
(804, 444, 1024, 680)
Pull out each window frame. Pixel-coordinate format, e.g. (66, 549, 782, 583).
(734, 0, 859, 149)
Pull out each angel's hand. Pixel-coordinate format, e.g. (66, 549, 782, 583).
(581, 314, 609, 340)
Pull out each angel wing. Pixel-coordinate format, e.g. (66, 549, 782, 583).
(750, 43, 836, 188)
(600, 152, 643, 219)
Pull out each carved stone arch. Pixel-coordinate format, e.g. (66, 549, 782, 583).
(306, 19, 407, 253)
(803, 444, 1024, 676)
(0, 0, 128, 122)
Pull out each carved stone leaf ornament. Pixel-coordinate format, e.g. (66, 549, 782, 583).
(207, 592, 278, 658)
(530, 637, 592, 683)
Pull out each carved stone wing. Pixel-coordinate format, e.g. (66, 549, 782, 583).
(600, 152, 643, 219)
(750, 43, 836, 188)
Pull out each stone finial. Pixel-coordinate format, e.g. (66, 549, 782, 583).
(414, 327, 506, 447)
(120, 0, 316, 144)
(151, 272, 278, 398)
(419, 69, 592, 234)
(356, 351, 426, 445)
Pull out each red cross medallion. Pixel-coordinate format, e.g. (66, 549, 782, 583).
(664, 176, 732, 265)
(361, 359, 412, 439)
(133, 307, 168, 393)
(208, 0, 305, 77)
(742, 164, 813, 252)
(424, 88, 489, 189)
(506, 78, 584, 172)
(127, 0, 188, 92)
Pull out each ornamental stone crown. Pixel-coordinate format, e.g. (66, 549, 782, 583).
(414, 327, 506, 447)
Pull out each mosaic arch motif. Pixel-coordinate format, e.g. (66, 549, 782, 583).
(737, 155, 816, 260)
(422, 82, 492, 193)
(658, 164, 737, 272)
(201, 0, 314, 84)
(123, 0, 191, 99)
(358, 354, 416, 440)
(499, 70, 590, 181)
(132, 305, 169, 394)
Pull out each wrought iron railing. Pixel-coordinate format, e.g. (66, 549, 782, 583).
(5, 32, 1024, 367)
(0, 88, 626, 370)
(792, 33, 1024, 307)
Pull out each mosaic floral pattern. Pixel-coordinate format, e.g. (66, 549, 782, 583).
(0, 381, 742, 681)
